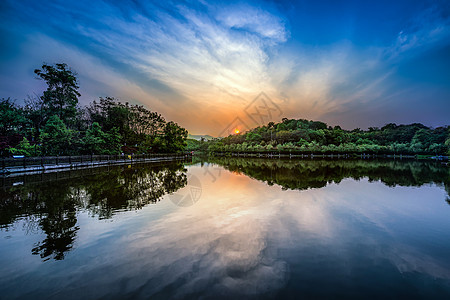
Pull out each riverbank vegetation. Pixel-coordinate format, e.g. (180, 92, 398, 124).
(190, 118, 450, 156)
(0, 63, 188, 157)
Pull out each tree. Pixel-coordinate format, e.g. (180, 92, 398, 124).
(40, 116, 74, 155)
(0, 98, 30, 156)
(445, 129, 450, 155)
(82, 122, 121, 155)
(0, 98, 28, 136)
(8, 137, 40, 157)
(411, 128, 432, 149)
(87, 97, 129, 133)
(87, 97, 168, 148)
(23, 94, 46, 141)
(34, 63, 80, 126)
(129, 104, 165, 137)
(161, 121, 188, 152)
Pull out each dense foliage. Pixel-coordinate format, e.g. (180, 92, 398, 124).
(199, 118, 449, 155)
(1, 63, 188, 156)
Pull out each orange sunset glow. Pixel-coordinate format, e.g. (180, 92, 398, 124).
(2, 1, 449, 137)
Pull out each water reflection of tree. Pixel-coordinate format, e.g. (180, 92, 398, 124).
(209, 157, 450, 197)
(0, 162, 187, 260)
(31, 187, 78, 261)
(83, 165, 187, 219)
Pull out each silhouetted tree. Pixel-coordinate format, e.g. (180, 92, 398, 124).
(34, 63, 80, 126)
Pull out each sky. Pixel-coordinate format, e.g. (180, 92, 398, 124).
(0, 0, 449, 135)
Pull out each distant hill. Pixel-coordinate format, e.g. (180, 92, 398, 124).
(188, 134, 215, 141)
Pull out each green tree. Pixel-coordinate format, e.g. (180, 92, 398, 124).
(34, 63, 80, 125)
(82, 122, 121, 155)
(0, 98, 31, 156)
(161, 121, 188, 153)
(8, 137, 40, 157)
(445, 129, 450, 155)
(411, 129, 433, 149)
(40, 115, 74, 155)
(87, 97, 131, 134)
(87, 97, 168, 148)
(23, 95, 46, 141)
(0, 98, 28, 136)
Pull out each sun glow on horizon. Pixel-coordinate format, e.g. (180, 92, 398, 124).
(1, 1, 449, 134)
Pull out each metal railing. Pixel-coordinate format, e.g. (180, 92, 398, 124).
(1, 153, 192, 173)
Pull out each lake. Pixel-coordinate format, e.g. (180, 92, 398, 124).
(1, 158, 450, 299)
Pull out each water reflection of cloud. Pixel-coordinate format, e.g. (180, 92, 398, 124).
(125, 170, 290, 297)
(115, 165, 449, 297)
(388, 246, 450, 280)
(56, 164, 450, 298)
(297, 179, 450, 281)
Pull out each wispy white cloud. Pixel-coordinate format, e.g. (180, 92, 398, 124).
(1, 0, 449, 134)
(266, 42, 396, 125)
(2, 0, 291, 133)
(267, 2, 450, 129)
(73, 1, 286, 98)
(387, 4, 450, 59)
(215, 3, 288, 43)
(75, 1, 289, 131)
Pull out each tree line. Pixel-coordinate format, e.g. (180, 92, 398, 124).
(0, 63, 188, 157)
(190, 118, 450, 155)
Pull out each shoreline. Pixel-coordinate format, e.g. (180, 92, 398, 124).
(1, 154, 191, 177)
(205, 152, 448, 160)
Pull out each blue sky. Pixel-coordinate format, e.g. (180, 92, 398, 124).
(0, 0, 449, 135)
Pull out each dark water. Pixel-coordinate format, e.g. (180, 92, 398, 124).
(1, 158, 449, 299)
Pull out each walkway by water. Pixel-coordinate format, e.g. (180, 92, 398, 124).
(1, 154, 191, 176)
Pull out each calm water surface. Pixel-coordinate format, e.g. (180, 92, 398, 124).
(1, 158, 450, 299)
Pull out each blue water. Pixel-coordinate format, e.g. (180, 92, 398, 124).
(1, 159, 449, 299)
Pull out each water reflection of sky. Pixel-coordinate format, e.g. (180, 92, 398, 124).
(1, 163, 450, 298)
